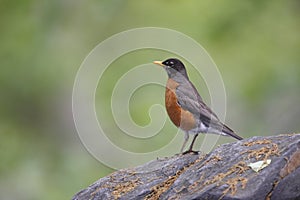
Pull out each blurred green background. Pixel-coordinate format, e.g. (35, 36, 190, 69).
(1, 1, 300, 199)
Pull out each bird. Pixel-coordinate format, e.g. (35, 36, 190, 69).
(153, 58, 243, 154)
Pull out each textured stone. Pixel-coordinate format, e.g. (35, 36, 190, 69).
(72, 134, 300, 200)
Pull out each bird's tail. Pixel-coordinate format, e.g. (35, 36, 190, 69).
(222, 124, 243, 140)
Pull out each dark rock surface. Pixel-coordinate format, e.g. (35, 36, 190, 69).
(72, 134, 300, 200)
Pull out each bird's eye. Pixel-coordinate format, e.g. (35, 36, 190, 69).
(169, 61, 174, 66)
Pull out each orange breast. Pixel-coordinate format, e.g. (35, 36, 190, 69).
(165, 79, 196, 131)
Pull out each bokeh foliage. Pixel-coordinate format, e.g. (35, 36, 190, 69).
(0, 1, 299, 199)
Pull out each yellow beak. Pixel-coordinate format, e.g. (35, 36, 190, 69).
(153, 61, 164, 67)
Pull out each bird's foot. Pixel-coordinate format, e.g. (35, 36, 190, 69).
(182, 150, 199, 155)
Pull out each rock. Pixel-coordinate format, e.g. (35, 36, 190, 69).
(72, 134, 300, 200)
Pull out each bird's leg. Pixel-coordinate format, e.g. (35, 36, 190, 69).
(189, 134, 199, 151)
(182, 134, 199, 155)
(180, 132, 189, 153)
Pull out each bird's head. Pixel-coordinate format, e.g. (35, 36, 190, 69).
(153, 58, 188, 79)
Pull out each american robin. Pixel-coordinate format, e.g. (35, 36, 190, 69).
(154, 58, 243, 154)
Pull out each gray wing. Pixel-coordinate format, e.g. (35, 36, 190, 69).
(175, 82, 219, 121)
(175, 82, 243, 140)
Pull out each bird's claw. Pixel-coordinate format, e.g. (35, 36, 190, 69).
(182, 150, 199, 155)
